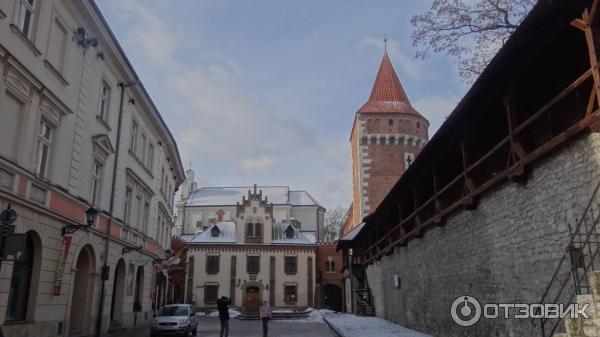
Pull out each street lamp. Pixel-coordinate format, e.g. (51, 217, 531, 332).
(62, 206, 98, 236)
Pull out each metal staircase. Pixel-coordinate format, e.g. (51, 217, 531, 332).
(352, 265, 375, 316)
(537, 180, 600, 337)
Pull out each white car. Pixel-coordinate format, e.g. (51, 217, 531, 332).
(151, 304, 199, 337)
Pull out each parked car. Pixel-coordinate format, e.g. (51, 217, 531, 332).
(151, 304, 199, 337)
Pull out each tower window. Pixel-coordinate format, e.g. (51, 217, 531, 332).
(417, 122, 420, 128)
(388, 119, 394, 126)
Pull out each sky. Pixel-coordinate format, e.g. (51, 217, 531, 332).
(97, 0, 470, 211)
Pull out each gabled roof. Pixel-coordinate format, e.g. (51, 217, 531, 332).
(272, 222, 314, 245)
(185, 222, 236, 244)
(357, 51, 423, 117)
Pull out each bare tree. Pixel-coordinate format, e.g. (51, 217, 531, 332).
(411, 0, 536, 81)
(323, 206, 348, 242)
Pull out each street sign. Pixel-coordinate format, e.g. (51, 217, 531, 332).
(131, 254, 150, 266)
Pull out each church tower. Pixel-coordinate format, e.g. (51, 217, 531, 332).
(349, 47, 430, 229)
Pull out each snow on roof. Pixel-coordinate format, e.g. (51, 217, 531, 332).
(339, 222, 366, 241)
(189, 222, 236, 243)
(288, 191, 320, 206)
(272, 222, 314, 245)
(301, 231, 317, 244)
(186, 186, 321, 207)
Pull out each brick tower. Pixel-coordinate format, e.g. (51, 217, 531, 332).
(349, 48, 430, 229)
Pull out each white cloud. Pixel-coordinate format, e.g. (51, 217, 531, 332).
(240, 156, 276, 172)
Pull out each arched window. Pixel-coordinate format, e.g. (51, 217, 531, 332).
(255, 223, 262, 238)
(246, 223, 254, 238)
(6, 232, 38, 322)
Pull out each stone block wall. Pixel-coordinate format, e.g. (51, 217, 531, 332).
(365, 132, 600, 337)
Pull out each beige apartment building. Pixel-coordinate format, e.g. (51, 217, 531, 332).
(0, 1, 184, 336)
(178, 178, 324, 311)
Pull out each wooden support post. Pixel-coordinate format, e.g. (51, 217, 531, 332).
(502, 95, 528, 184)
(412, 189, 424, 238)
(460, 143, 477, 210)
(573, 1, 600, 131)
(432, 170, 445, 226)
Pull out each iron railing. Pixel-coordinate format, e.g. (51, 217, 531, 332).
(537, 179, 600, 336)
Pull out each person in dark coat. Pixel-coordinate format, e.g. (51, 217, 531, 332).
(216, 296, 232, 337)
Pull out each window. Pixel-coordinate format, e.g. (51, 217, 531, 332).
(140, 134, 146, 163)
(15, 0, 35, 39)
(246, 223, 253, 237)
(47, 17, 67, 72)
(285, 226, 294, 239)
(98, 81, 111, 121)
(90, 160, 103, 206)
(417, 121, 420, 128)
(142, 201, 150, 234)
(255, 223, 262, 238)
(388, 119, 394, 126)
(326, 257, 335, 272)
(160, 167, 165, 193)
(245, 223, 263, 243)
(206, 255, 220, 274)
(124, 188, 132, 225)
(36, 120, 53, 178)
(285, 256, 297, 275)
(247, 256, 260, 274)
(210, 226, 220, 237)
(147, 144, 154, 170)
(6, 233, 35, 322)
(204, 285, 218, 304)
(284, 285, 297, 305)
(135, 194, 142, 228)
(130, 120, 138, 153)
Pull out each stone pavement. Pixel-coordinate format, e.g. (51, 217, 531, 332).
(196, 316, 336, 337)
(322, 312, 431, 337)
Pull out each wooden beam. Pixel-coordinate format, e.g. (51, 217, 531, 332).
(460, 143, 476, 209)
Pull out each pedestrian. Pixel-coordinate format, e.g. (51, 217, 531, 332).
(259, 300, 272, 337)
(216, 296, 232, 337)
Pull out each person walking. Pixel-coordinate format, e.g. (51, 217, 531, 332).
(259, 300, 272, 337)
(216, 296, 232, 337)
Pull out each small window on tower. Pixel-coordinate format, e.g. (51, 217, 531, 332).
(417, 122, 420, 128)
(361, 136, 367, 145)
(388, 119, 394, 126)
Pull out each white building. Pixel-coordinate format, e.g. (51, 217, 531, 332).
(176, 172, 325, 311)
(0, 1, 184, 336)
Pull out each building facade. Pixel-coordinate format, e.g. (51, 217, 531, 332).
(315, 242, 343, 311)
(0, 1, 184, 336)
(177, 180, 324, 312)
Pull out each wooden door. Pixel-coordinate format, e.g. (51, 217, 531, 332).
(245, 287, 260, 313)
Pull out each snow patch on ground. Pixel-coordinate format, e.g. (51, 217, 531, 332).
(322, 312, 432, 337)
(278, 309, 324, 323)
(207, 308, 241, 318)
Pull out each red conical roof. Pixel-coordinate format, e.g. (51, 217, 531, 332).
(357, 51, 421, 116)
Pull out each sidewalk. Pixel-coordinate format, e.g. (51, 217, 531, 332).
(321, 311, 431, 337)
(103, 324, 149, 337)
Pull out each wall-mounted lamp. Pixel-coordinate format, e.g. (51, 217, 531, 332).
(73, 28, 99, 49)
(62, 207, 97, 236)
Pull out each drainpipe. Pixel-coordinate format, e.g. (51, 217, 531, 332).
(94, 81, 137, 337)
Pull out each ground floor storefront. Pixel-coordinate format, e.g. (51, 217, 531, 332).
(0, 194, 169, 337)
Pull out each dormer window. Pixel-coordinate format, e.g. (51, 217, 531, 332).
(285, 226, 295, 239)
(210, 226, 220, 237)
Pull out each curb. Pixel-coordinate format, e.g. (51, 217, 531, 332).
(322, 315, 344, 337)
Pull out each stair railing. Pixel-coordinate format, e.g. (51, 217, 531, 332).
(537, 179, 600, 337)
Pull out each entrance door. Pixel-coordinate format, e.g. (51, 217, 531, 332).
(70, 246, 95, 334)
(244, 287, 260, 313)
(110, 259, 126, 326)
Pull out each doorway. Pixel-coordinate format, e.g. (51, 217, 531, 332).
(244, 286, 261, 313)
(69, 245, 96, 335)
(110, 259, 126, 326)
(323, 284, 343, 312)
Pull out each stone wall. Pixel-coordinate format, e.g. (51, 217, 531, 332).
(365, 132, 600, 337)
